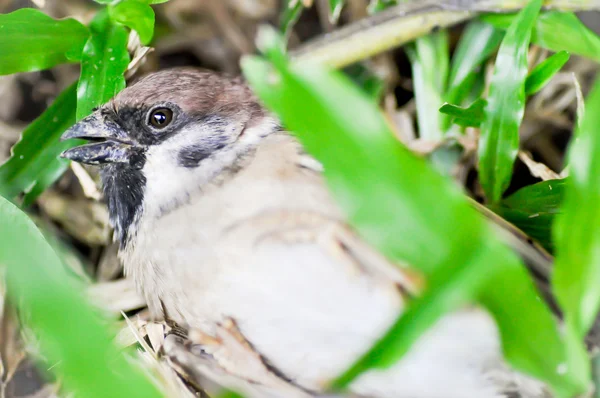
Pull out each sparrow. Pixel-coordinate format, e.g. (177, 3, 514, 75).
(61, 68, 549, 398)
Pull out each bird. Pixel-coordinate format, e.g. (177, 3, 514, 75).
(61, 68, 550, 398)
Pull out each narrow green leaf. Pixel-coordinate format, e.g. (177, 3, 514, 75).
(478, 0, 541, 203)
(22, 159, 71, 207)
(109, 0, 155, 45)
(0, 9, 89, 75)
(442, 21, 503, 131)
(489, 179, 566, 252)
(242, 27, 582, 396)
(406, 31, 449, 140)
(525, 51, 570, 95)
(0, 196, 163, 398)
(0, 84, 77, 200)
(329, 0, 344, 24)
(553, 76, 600, 341)
(280, 1, 304, 38)
(481, 12, 600, 63)
(77, 10, 130, 120)
(439, 98, 486, 128)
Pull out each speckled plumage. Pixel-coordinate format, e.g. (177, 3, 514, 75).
(62, 68, 551, 398)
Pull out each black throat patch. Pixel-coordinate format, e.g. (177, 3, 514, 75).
(101, 160, 146, 247)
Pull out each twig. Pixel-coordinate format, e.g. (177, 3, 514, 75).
(290, 0, 600, 68)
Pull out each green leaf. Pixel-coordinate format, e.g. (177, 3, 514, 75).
(489, 179, 566, 252)
(22, 158, 71, 207)
(439, 98, 486, 128)
(0, 196, 163, 398)
(329, 0, 344, 24)
(367, 0, 397, 13)
(525, 51, 570, 95)
(242, 27, 583, 396)
(0, 84, 77, 200)
(442, 21, 503, 131)
(406, 31, 449, 140)
(554, 76, 600, 342)
(343, 63, 385, 100)
(280, 1, 304, 38)
(77, 10, 130, 121)
(0, 9, 89, 75)
(478, 0, 541, 203)
(481, 12, 600, 63)
(109, 0, 155, 45)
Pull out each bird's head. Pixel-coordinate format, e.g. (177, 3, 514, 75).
(61, 68, 280, 245)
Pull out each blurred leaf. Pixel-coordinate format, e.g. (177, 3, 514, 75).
(0, 196, 163, 398)
(478, 0, 541, 203)
(525, 51, 570, 95)
(109, 0, 155, 45)
(343, 64, 384, 100)
(0, 9, 88, 75)
(329, 0, 344, 24)
(489, 179, 566, 252)
(22, 158, 71, 207)
(481, 12, 600, 63)
(554, 76, 600, 344)
(442, 21, 503, 131)
(406, 31, 449, 140)
(77, 10, 130, 120)
(280, 1, 303, 38)
(367, 0, 396, 13)
(0, 84, 77, 200)
(439, 98, 486, 128)
(242, 26, 583, 397)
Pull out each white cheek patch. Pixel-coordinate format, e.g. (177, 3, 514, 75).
(141, 116, 279, 219)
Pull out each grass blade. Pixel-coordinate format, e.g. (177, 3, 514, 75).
(478, 0, 541, 203)
(482, 12, 600, 63)
(77, 10, 130, 120)
(525, 50, 570, 95)
(439, 98, 486, 128)
(329, 0, 344, 24)
(406, 31, 449, 140)
(0, 84, 77, 200)
(242, 26, 584, 396)
(443, 21, 503, 131)
(0, 196, 163, 398)
(553, 76, 600, 342)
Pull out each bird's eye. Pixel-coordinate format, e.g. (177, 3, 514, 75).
(148, 108, 173, 129)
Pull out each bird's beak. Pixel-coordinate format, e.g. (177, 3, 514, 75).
(60, 112, 137, 166)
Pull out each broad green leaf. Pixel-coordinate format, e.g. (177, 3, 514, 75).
(0, 196, 163, 398)
(0, 84, 77, 200)
(242, 27, 582, 396)
(109, 0, 155, 45)
(489, 179, 566, 252)
(554, 76, 600, 342)
(478, 0, 541, 203)
(329, 0, 344, 23)
(0, 9, 89, 75)
(280, 1, 303, 38)
(525, 51, 570, 95)
(77, 10, 130, 120)
(443, 21, 503, 131)
(439, 98, 486, 128)
(481, 12, 600, 63)
(406, 31, 449, 140)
